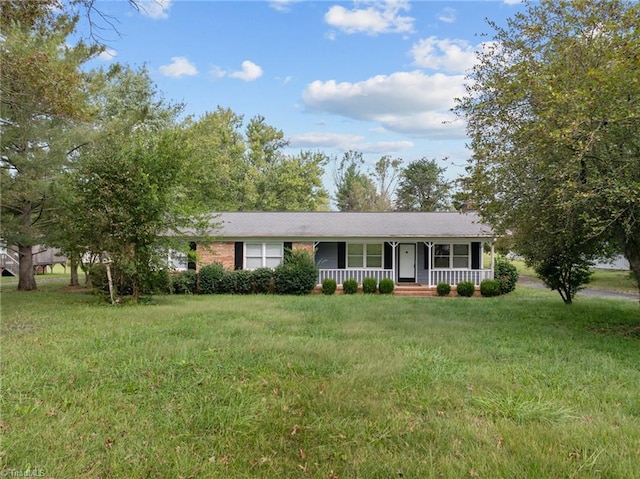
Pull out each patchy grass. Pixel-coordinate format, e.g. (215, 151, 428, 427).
(1, 285, 639, 478)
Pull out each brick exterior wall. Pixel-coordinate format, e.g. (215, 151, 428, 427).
(197, 242, 235, 271)
(196, 241, 315, 270)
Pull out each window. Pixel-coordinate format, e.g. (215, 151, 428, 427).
(433, 243, 470, 269)
(452, 244, 470, 268)
(433, 244, 450, 268)
(245, 242, 283, 269)
(347, 243, 383, 268)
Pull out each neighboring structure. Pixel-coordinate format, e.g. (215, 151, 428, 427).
(186, 211, 495, 288)
(593, 255, 631, 271)
(0, 244, 67, 277)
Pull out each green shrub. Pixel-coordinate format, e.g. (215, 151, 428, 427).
(251, 267, 274, 294)
(362, 277, 377, 294)
(342, 278, 358, 295)
(456, 280, 475, 297)
(378, 278, 394, 294)
(219, 270, 252, 294)
(494, 255, 519, 294)
(322, 278, 337, 295)
(274, 249, 318, 295)
(436, 282, 451, 296)
(199, 262, 225, 294)
(480, 279, 501, 297)
(171, 270, 198, 294)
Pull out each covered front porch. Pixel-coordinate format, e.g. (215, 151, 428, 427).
(314, 240, 495, 288)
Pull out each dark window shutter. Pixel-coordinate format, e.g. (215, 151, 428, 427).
(384, 242, 392, 270)
(284, 242, 293, 261)
(471, 242, 481, 270)
(234, 242, 243, 270)
(424, 243, 429, 269)
(337, 242, 346, 269)
(188, 242, 197, 270)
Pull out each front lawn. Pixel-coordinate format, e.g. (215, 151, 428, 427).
(1, 285, 639, 478)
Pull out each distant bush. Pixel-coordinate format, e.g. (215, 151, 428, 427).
(199, 262, 225, 294)
(494, 255, 519, 294)
(362, 277, 377, 294)
(436, 282, 451, 296)
(171, 270, 198, 295)
(456, 281, 475, 297)
(342, 278, 358, 295)
(274, 249, 318, 295)
(251, 267, 274, 294)
(379, 278, 395, 295)
(480, 279, 501, 297)
(322, 278, 337, 295)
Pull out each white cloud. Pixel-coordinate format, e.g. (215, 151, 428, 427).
(159, 56, 198, 78)
(215, 61, 263, 82)
(288, 132, 365, 149)
(97, 48, 117, 62)
(324, 0, 414, 35)
(437, 7, 456, 24)
(137, 0, 172, 19)
(503, 0, 523, 4)
(269, 0, 299, 12)
(410, 37, 478, 74)
(302, 71, 467, 139)
(287, 132, 413, 154)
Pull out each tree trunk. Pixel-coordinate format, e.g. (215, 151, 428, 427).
(17, 244, 37, 291)
(620, 233, 640, 303)
(69, 256, 80, 287)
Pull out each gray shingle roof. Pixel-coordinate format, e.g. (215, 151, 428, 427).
(208, 212, 493, 239)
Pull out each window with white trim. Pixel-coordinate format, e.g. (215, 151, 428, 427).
(245, 242, 283, 269)
(347, 243, 383, 268)
(433, 243, 470, 268)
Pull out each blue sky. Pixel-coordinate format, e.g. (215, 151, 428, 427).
(81, 0, 524, 189)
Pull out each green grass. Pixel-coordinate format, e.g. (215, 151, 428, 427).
(1, 284, 639, 478)
(511, 259, 637, 294)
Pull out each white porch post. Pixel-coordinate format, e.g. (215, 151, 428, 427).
(424, 242, 433, 288)
(389, 242, 398, 283)
(490, 238, 496, 278)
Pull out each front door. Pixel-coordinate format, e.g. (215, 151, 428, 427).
(398, 243, 416, 282)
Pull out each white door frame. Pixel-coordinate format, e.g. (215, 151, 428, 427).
(398, 243, 416, 282)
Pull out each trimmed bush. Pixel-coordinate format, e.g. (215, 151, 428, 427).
(342, 278, 358, 295)
(436, 282, 451, 296)
(362, 277, 377, 294)
(379, 278, 395, 295)
(274, 249, 318, 295)
(456, 280, 475, 297)
(322, 278, 337, 295)
(199, 262, 225, 294)
(480, 279, 501, 297)
(219, 270, 252, 294)
(251, 267, 274, 294)
(494, 255, 519, 294)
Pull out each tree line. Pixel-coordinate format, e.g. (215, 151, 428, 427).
(2, 0, 638, 303)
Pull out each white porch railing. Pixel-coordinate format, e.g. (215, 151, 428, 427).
(318, 269, 393, 285)
(430, 269, 493, 286)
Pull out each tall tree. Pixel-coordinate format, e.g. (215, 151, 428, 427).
(333, 151, 377, 211)
(395, 158, 451, 211)
(0, 1, 98, 290)
(455, 0, 640, 299)
(371, 156, 402, 211)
